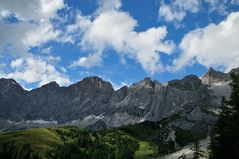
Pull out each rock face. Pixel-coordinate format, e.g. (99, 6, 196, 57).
(0, 68, 238, 134)
(201, 67, 230, 85)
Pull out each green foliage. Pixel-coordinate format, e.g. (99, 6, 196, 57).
(46, 128, 138, 159)
(0, 141, 39, 159)
(0, 117, 203, 159)
(175, 128, 201, 147)
(120, 119, 201, 157)
(0, 126, 140, 159)
(0, 141, 17, 159)
(156, 140, 175, 155)
(134, 141, 154, 159)
(0, 128, 62, 157)
(210, 73, 239, 159)
(114, 134, 139, 159)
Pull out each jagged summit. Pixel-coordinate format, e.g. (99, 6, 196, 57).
(229, 67, 239, 74)
(168, 75, 202, 91)
(0, 78, 20, 85)
(131, 77, 156, 88)
(82, 76, 104, 82)
(0, 78, 26, 92)
(183, 74, 200, 81)
(0, 67, 238, 133)
(40, 81, 60, 89)
(69, 76, 114, 93)
(142, 77, 154, 87)
(201, 67, 230, 85)
(208, 67, 216, 73)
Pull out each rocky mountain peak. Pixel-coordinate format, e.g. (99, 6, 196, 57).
(142, 77, 154, 86)
(201, 67, 229, 85)
(40, 81, 59, 89)
(81, 76, 111, 88)
(0, 78, 19, 86)
(71, 76, 113, 90)
(132, 77, 154, 88)
(82, 76, 103, 83)
(0, 78, 25, 92)
(0, 78, 26, 105)
(168, 75, 202, 90)
(208, 67, 216, 73)
(229, 67, 239, 75)
(1, 67, 239, 133)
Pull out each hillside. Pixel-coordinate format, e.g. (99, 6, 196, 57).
(0, 120, 207, 159)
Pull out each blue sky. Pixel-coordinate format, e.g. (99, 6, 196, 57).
(0, 0, 239, 90)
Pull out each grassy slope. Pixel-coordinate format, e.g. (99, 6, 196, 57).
(0, 128, 62, 156)
(0, 125, 156, 159)
(134, 141, 155, 159)
(120, 121, 161, 158)
(0, 120, 201, 159)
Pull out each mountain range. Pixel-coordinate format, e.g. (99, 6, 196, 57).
(0, 67, 238, 135)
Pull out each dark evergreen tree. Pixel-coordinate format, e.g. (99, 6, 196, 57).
(0, 141, 39, 159)
(0, 141, 17, 159)
(192, 140, 200, 159)
(210, 73, 239, 159)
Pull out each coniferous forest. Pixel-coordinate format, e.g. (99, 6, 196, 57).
(210, 73, 239, 159)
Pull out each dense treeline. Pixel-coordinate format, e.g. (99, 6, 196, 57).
(0, 141, 39, 159)
(210, 73, 239, 159)
(0, 128, 139, 159)
(46, 128, 139, 159)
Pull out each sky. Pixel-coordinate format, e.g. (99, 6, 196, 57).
(0, 0, 239, 90)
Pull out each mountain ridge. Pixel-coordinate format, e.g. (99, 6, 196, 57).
(0, 67, 238, 134)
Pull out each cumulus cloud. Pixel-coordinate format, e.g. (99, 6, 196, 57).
(6, 56, 71, 86)
(69, 0, 175, 74)
(205, 0, 231, 15)
(159, 0, 239, 22)
(0, 0, 65, 56)
(159, 0, 200, 22)
(0, 0, 64, 22)
(10, 59, 23, 68)
(0, 0, 72, 86)
(97, 0, 122, 13)
(170, 12, 239, 72)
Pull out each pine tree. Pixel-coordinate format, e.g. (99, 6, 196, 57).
(193, 140, 200, 159)
(230, 73, 239, 158)
(210, 73, 239, 159)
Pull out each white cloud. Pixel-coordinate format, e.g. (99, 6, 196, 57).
(0, 20, 59, 56)
(70, 52, 103, 68)
(0, 63, 6, 78)
(0, 0, 64, 22)
(22, 23, 60, 47)
(159, 5, 185, 22)
(170, 12, 239, 72)
(97, 0, 121, 13)
(0, 0, 72, 87)
(173, 0, 200, 12)
(0, 0, 65, 56)
(68, 1, 175, 74)
(159, 0, 200, 22)
(10, 59, 23, 68)
(6, 56, 71, 86)
(42, 46, 52, 54)
(158, 0, 239, 22)
(205, 0, 228, 15)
